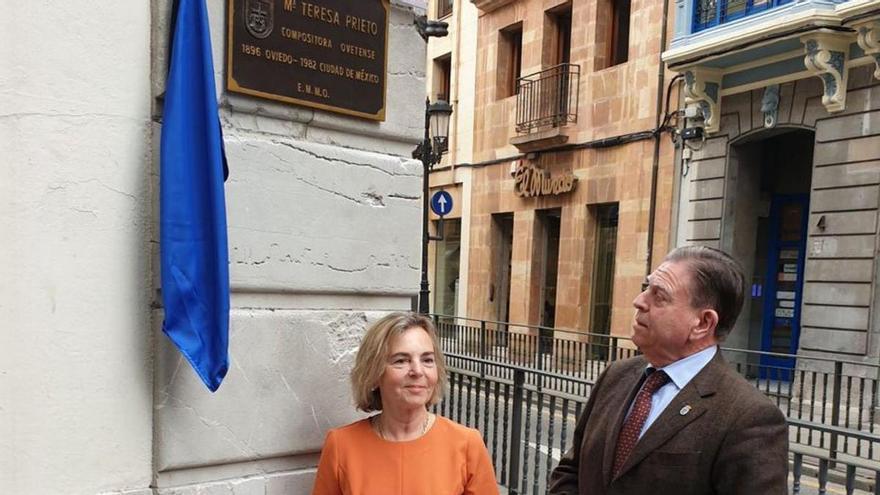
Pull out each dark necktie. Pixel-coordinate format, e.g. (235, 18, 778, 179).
(612, 369, 670, 478)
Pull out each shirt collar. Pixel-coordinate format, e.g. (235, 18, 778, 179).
(648, 345, 717, 390)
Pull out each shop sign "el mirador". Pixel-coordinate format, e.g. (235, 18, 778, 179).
(513, 162, 577, 198)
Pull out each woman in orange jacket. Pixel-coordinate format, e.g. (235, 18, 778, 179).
(311, 312, 499, 495)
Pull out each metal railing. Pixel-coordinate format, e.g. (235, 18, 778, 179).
(693, 0, 794, 33)
(432, 314, 880, 491)
(515, 63, 579, 134)
(433, 355, 880, 494)
(431, 357, 591, 494)
(788, 419, 880, 494)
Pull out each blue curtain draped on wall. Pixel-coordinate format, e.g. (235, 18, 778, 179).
(160, 0, 230, 392)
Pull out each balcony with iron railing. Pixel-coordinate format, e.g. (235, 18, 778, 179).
(509, 63, 580, 153)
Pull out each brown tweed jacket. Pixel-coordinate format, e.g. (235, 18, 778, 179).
(548, 350, 788, 495)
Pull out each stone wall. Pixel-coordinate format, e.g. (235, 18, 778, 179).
(150, 1, 426, 493)
(0, 2, 155, 493)
(0, 1, 426, 494)
(675, 65, 880, 365)
(425, 0, 480, 317)
(465, 140, 676, 337)
(472, 0, 671, 162)
(465, 0, 676, 338)
(802, 70, 880, 362)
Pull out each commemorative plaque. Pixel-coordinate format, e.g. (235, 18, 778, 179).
(227, 0, 389, 120)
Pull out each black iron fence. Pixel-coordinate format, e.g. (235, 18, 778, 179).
(515, 63, 579, 134)
(431, 358, 591, 494)
(432, 314, 880, 494)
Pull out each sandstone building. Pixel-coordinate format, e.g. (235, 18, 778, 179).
(426, 0, 678, 346)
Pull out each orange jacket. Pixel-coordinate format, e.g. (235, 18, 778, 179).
(312, 416, 499, 495)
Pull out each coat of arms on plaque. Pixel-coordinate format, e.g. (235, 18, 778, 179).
(245, 0, 274, 39)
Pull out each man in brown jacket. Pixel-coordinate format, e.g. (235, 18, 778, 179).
(549, 246, 788, 495)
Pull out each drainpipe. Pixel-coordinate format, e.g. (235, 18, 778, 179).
(646, 0, 673, 277)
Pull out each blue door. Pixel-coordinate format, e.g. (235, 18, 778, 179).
(759, 194, 809, 380)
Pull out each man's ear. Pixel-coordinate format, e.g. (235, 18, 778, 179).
(691, 309, 719, 341)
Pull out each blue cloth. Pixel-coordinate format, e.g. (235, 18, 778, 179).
(632, 346, 717, 439)
(160, 0, 230, 392)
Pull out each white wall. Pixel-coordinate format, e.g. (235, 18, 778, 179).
(1, 1, 426, 493)
(0, 2, 154, 494)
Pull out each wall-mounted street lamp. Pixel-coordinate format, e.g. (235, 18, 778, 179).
(416, 98, 453, 314)
(428, 100, 452, 156)
(414, 15, 452, 314)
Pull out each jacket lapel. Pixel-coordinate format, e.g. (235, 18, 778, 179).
(612, 351, 725, 480)
(602, 361, 649, 487)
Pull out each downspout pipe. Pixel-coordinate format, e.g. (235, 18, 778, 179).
(646, 0, 674, 277)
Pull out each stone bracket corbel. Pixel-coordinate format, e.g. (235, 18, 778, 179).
(855, 21, 880, 81)
(761, 84, 781, 129)
(802, 32, 851, 113)
(683, 68, 723, 134)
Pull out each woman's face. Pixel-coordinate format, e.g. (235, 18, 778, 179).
(378, 326, 439, 413)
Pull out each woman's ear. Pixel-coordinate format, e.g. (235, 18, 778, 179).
(691, 309, 719, 341)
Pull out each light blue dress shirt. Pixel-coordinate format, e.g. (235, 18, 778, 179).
(629, 345, 717, 439)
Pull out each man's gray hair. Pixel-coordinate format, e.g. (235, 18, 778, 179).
(664, 246, 746, 340)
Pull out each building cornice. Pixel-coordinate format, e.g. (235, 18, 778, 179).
(837, 0, 880, 23)
(664, 8, 843, 69)
(663, 2, 880, 136)
(470, 0, 516, 14)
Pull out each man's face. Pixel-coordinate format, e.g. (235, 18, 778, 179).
(631, 260, 706, 366)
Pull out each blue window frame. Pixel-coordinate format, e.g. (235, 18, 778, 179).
(693, 0, 794, 33)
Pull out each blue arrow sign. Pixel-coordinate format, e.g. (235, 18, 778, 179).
(430, 190, 453, 217)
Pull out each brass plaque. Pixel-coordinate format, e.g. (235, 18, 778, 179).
(226, 0, 389, 120)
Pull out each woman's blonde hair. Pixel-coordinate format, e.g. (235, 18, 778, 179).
(350, 312, 448, 412)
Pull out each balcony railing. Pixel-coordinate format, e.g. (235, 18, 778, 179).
(515, 63, 579, 134)
(693, 0, 794, 33)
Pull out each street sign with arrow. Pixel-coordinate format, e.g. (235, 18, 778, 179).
(430, 190, 453, 217)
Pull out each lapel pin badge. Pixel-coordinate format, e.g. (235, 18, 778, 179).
(679, 405, 692, 416)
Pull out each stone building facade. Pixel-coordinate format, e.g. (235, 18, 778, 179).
(423, 0, 479, 318)
(1, 1, 426, 493)
(665, 1, 880, 366)
(430, 0, 677, 340)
